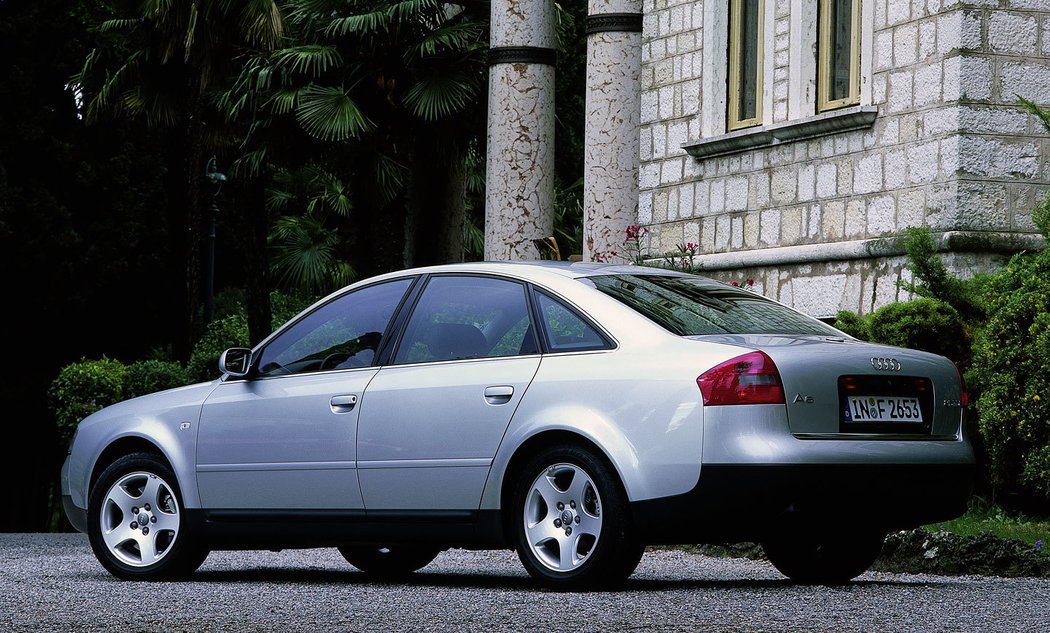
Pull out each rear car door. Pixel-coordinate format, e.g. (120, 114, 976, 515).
(357, 275, 541, 511)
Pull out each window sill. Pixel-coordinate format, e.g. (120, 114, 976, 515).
(682, 105, 877, 160)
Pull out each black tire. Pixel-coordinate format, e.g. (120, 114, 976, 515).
(87, 452, 208, 580)
(337, 545, 441, 578)
(761, 530, 886, 584)
(511, 445, 644, 590)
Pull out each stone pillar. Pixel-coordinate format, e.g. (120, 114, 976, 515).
(583, 1, 642, 261)
(485, 0, 556, 261)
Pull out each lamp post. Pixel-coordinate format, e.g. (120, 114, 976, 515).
(203, 156, 226, 326)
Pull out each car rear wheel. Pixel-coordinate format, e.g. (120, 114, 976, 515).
(512, 445, 643, 590)
(337, 545, 441, 578)
(761, 529, 886, 584)
(87, 452, 208, 580)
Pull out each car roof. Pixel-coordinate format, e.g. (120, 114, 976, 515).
(374, 260, 693, 281)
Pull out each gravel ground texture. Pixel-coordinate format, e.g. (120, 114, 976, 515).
(2, 533, 1048, 632)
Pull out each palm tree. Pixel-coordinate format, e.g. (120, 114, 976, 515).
(73, 0, 285, 359)
(221, 0, 489, 291)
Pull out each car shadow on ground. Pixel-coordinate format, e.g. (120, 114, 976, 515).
(81, 567, 951, 591)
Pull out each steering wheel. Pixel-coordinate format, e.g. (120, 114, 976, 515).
(319, 352, 351, 370)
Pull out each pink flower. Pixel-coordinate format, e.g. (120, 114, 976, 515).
(746, 278, 754, 286)
(731, 281, 740, 287)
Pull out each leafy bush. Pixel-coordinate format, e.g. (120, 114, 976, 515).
(970, 249, 1050, 506)
(47, 357, 126, 442)
(867, 298, 971, 367)
(896, 226, 983, 320)
(186, 290, 316, 382)
(833, 310, 869, 340)
(831, 299, 969, 366)
(123, 359, 192, 398)
(187, 314, 251, 383)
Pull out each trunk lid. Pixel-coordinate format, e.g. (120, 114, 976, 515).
(689, 334, 965, 438)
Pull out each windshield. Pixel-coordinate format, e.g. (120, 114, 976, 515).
(586, 273, 843, 337)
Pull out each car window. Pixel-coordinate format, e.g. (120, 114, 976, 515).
(256, 278, 413, 377)
(586, 273, 842, 336)
(535, 291, 609, 352)
(394, 276, 534, 364)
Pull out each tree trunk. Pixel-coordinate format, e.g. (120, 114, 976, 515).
(239, 184, 273, 345)
(410, 132, 466, 266)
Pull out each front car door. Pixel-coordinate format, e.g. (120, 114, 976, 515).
(357, 275, 542, 511)
(195, 278, 415, 511)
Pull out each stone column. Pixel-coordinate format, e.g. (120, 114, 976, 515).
(583, 1, 642, 261)
(485, 0, 556, 261)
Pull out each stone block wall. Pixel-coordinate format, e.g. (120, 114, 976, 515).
(636, 0, 1050, 318)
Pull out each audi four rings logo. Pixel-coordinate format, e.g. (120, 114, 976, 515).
(871, 357, 902, 371)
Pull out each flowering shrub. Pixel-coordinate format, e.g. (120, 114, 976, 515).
(660, 242, 702, 273)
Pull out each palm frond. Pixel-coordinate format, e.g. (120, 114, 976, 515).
(98, 19, 141, 33)
(237, 0, 285, 50)
(411, 21, 486, 59)
(388, 0, 441, 23)
(372, 152, 407, 205)
(322, 10, 391, 37)
(401, 69, 479, 120)
(265, 87, 300, 115)
(230, 148, 270, 179)
(184, 2, 199, 60)
(269, 215, 345, 292)
(295, 84, 373, 141)
(271, 45, 343, 77)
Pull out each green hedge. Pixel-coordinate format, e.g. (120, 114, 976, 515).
(47, 357, 126, 442)
(969, 249, 1050, 504)
(833, 298, 970, 367)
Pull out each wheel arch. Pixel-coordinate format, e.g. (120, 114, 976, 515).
(491, 427, 636, 544)
(89, 436, 171, 491)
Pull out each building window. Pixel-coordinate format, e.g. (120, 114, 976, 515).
(818, 0, 861, 111)
(727, 0, 764, 130)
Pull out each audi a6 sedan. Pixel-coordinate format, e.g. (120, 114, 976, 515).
(62, 262, 974, 589)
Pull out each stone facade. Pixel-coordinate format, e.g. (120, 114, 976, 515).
(636, 0, 1050, 317)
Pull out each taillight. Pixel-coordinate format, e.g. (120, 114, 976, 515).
(697, 351, 785, 405)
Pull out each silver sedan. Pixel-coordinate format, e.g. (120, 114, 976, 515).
(61, 262, 974, 589)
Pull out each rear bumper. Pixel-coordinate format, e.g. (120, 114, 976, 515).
(631, 462, 974, 544)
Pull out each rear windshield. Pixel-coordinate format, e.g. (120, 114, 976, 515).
(586, 273, 843, 337)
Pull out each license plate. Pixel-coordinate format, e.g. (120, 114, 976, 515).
(844, 396, 923, 423)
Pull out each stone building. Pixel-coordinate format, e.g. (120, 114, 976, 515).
(486, 1, 1049, 318)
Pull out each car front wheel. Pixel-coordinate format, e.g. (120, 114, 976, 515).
(512, 445, 643, 590)
(87, 452, 207, 580)
(761, 529, 886, 584)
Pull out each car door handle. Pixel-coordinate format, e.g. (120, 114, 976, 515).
(484, 386, 514, 405)
(330, 394, 358, 413)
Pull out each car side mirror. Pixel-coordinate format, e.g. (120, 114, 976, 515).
(219, 348, 253, 377)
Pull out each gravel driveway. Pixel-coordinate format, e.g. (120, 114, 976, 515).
(2, 533, 1047, 632)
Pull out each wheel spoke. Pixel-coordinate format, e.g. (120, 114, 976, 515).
(560, 535, 577, 570)
(107, 483, 139, 510)
(102, 523, 133, 552)
(141, 476, 163, 507)
(565, 469, 590, 507)
(137, 532, 157, 564)
(576, 511, 602, 539)
(533, 473, 564, 510)
(152, 512, 178, 533)
(526, 517, 562, 547)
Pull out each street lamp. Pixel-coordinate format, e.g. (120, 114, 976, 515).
(203, 156, 226, 326)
